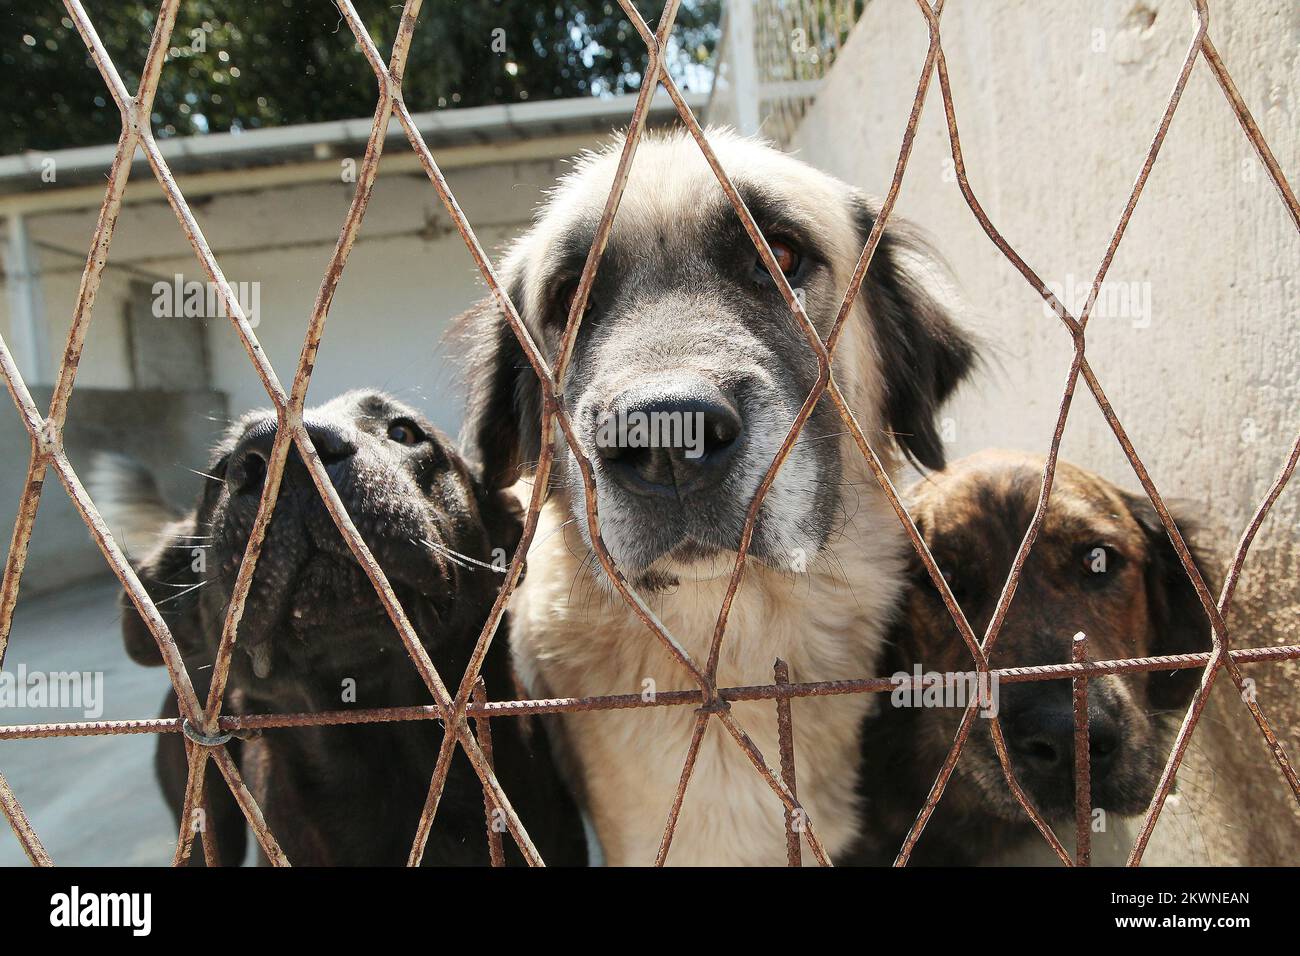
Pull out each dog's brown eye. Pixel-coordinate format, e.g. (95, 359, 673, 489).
(1082, 544, 1122, 578)
(761, 239, 801, 278)
(940, 567, 964, 600)
(560, 282, 593, 319)
(387, 419, 423, 446)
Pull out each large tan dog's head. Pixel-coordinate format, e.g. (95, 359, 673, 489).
(894, 450, 1215, 822)
(460, 129, 974, 587)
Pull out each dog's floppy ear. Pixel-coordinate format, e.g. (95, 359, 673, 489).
(456, 274, 544, 491)
(1119, 491, 1217, 710)
(852, 198, 977, 471)
(120, 512, 209, 666)
(97, 451, 228, 667)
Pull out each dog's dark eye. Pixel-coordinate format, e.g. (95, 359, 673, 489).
(386, 419, 424, 446)
(560, 281, 594, 320)
(1081, 544, 1123, 580)
(757, 239, 801, 279)
(937, 566, 969, 605)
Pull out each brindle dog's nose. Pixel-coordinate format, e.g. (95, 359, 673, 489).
(595, 381, 742, 497)
(227, 417, 358, 496)
(1007, 693, 1121, 776)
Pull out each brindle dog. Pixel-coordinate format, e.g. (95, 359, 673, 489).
(851, 450, 1215, 865)
(112, 390, 587, 865)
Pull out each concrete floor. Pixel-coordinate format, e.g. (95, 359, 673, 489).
(1, 577, 177, 866)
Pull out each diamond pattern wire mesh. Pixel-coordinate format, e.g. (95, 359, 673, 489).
(0, 0, 1297, 867)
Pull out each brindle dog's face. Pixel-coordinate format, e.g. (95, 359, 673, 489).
(897, 451, 1213, 821)
(460, 130, 974, 588)
(122, 390, 519, 702)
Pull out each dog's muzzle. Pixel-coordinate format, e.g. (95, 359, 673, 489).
(571, 362, 840, 577)
(996, 678, 1135, 815)
(219, 415, 370, 679)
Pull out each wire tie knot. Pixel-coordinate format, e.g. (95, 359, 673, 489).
(182, 718, 234, 748)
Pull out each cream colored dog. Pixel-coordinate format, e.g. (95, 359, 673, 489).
(458, 129, 975, 865)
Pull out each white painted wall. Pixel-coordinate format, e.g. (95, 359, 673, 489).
(2, 155, 567, 437)
(0, 155, 567, 595)
(795, 0, 1298, 862)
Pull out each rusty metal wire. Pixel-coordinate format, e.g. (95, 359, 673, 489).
(0, 0, 1296, 868)
(1071, 633, 1092, 867)
(773, 658, 802, 867)
(0, 644, 1296, 743)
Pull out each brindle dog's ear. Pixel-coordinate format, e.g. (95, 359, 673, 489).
(1119, 491, 1217, 711)
(121, 512, 208, 666)
(455, 277, 544, 491)
(852, 197, 978, 472)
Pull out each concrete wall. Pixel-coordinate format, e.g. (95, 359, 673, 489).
(795, 0, 1298, 862)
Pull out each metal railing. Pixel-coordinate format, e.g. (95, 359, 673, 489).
(0, 0, 1296, 867)
(708, 0, 861, 142)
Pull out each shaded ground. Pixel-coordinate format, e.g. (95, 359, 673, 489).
(1, 577, 176, 866)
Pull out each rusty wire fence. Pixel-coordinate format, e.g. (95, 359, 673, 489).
(1, 0, 1298, 868)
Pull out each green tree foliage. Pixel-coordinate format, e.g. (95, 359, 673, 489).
(0, 0, 719, 154)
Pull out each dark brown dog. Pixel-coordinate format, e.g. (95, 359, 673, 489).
(103, 390, 587, 866)
(851, 450, 1215, 865)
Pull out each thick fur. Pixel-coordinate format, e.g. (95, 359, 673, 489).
(105, 390, 587, 866)
(850, 450, 1215, 865)
(457, 129, 975, 865)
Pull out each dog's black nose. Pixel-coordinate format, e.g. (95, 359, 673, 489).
(1007, 699, 1121, 775)
(227, 417, 357, 496)
(594, 382, 742, 497)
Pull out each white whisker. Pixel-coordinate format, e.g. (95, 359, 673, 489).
(153, 580, 208, 606)
(188, 468, 223, 483)
(420, 537, 505, 574)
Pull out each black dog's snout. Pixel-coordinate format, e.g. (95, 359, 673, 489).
(1007, 693, 1121, 776)
(595, 382, 742, 497)
(227, 418, 358, 496)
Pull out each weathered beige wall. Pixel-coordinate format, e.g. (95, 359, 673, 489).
(0, 156, 568, 434)
(0, 157, 567, 595)
(795, 0, 1298, 863)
